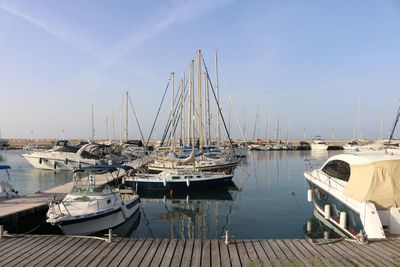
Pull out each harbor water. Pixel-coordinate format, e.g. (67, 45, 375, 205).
(0, 149, 341, 239)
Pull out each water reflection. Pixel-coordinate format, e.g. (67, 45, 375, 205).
(304, 208, 347, 240)
(137, 185, 237, 239)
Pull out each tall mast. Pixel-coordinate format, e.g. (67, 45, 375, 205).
(105, 116, 108, 141)
(180, 75, 185, 146)
(190, 60, 195, 152)
(125, 91, 129, 141)
(112, 108, 115, 140)
(215, 51, 221, 146)
(197, 49, 203, 148)
(91, 104, 95, 142)
(171, 72, 175, 148)
(253, 104, 259, 141)
(205, 71, 211, 146)
(276, 113, 280, 141)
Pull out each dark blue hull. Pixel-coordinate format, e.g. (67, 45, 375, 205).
(126, 177, 233, 191)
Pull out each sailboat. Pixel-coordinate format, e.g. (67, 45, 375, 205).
(131, 50, 236, 190)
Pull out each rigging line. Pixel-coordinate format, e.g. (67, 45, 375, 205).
(128, 93, 145, 144)
(146, 77, 171, 148)
(218, 64, 248, 145)
(201, 54, 234, 151)
(389, 100, 400, 143)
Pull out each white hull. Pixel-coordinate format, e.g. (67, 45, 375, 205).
(310, 143, 328, 150)
(22, 152, 103, 170)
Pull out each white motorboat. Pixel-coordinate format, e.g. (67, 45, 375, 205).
(46, 165, 140, 235)
(0, 165, 18, 200)
(304, 152, 400, 240)
(310, 136, 329, 150)
(126, 169, 233, 191)
(22, 141, 121, 171)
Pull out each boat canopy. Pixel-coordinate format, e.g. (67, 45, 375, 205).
(344, 159, 400, 210)
(0, 165, 11, 170)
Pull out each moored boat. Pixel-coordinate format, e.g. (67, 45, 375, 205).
(46, 165, 140, 235)
(304, 152, 400, 240)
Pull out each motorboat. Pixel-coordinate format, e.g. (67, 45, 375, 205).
(342, 140, 360, 151)
(310, 136, 329, 150)
(126, 169, 234, 191)
(304, 152, 400, 240)
(22, 142, 122, 171)
(46, 165, 140, 235)
(0, 165, 18, 199)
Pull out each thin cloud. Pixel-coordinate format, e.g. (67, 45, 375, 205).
(0, 3, 97, 57)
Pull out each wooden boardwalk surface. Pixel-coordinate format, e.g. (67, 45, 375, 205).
(1, 235, 400, 266)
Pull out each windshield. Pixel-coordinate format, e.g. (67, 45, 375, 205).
(70, 183, 116, 196)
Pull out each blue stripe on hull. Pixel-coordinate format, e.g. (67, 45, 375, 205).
(126, 197, 140, 209)
(58, 207, 122, 226)
(126, 177, 233, 191)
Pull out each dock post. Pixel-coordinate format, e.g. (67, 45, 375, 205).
(0, 225, 3, 239)
(108, 229, 112, 243)
(224, 230, 229, 245)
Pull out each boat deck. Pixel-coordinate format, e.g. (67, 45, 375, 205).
(1, 235, 400, 266)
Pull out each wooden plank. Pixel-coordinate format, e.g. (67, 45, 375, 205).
(366, 241, 400, 265)
(138, 238, 161, 267)
(280, 239, 312, 267)
(275, 239, 306, 266)
(170, 239, 186, 267)
(108, 238, 138, 267)
(219, 240, 231, 267)
(148, 239, 168, 267)
(236, 240, 250, 267)
(97, 239, 130, 266)
(297, 239, 341, 267)
(372, 241, 400, 263)
(118, 238, 145, 266)
(201, 239, 211, 267)
(25, 236, 78, 266)
(289, 240, 325, 267)
(48, 237, 93, 266)
(1, 235, 59, 266)
(129, 238, 154, 266)
(267, 240, 289, 265)
(57, 238, 99, 267)
(160, 239, 178, 267)
(260, 240, 279, 265)
(340, 240, 395, 266)
(61, 238, 102, 267)
(35, 237, 83, 267)
(0, 235, 53, 264)
(191, 239, 202, 267)
(251, 240, 272, 267)
(0, 236, 27, 251)
(180, 239, 194, 267)
(9, 236, 65, 266)
(227, 242, 240, 267)
(326, 241, 370, 267)
(210, 239, 221, 267)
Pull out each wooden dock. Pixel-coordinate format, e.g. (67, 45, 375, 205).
(0, 235, 400, 266)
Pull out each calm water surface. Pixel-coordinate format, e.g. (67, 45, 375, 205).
(0, 149, 342, 239)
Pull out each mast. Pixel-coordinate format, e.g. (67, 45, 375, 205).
(180, 75, 185, 146)
(91, 104, 95, 142)
(205, 71, 211, 146)
(112, 108, 115, 140)
(253, 104, 259, 141)
(189, 61, 194, 147)
(105, 116, 108, 141)
(276, 113, 280, 141)
(389, 100, 400, 143)
(171, 72, 175, 148)
(125, 91, 129, 141)
(215, 51, 221, 146)
(197, 49, 203, 148)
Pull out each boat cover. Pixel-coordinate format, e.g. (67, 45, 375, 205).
(344, 159, 400, 209)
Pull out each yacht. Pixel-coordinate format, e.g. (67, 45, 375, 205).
(0, 165, 18, 200)
(22, 141, 122, 170)
(310, 136, 329, 150)
(46, 165, 140, 235)
(126, 169, 233, 191)
(304, 152, 400, 240)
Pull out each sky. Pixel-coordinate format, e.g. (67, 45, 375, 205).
(1, 0, 400, 141)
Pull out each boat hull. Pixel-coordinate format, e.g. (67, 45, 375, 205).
(51, 197, 140, 235)
(22, 153, 101, 171)
(127, 175, 233, 191)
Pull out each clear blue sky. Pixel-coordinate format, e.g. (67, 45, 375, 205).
(1, 0, 400, 140)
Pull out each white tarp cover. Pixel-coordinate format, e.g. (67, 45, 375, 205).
(344, 160, 400, 210)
